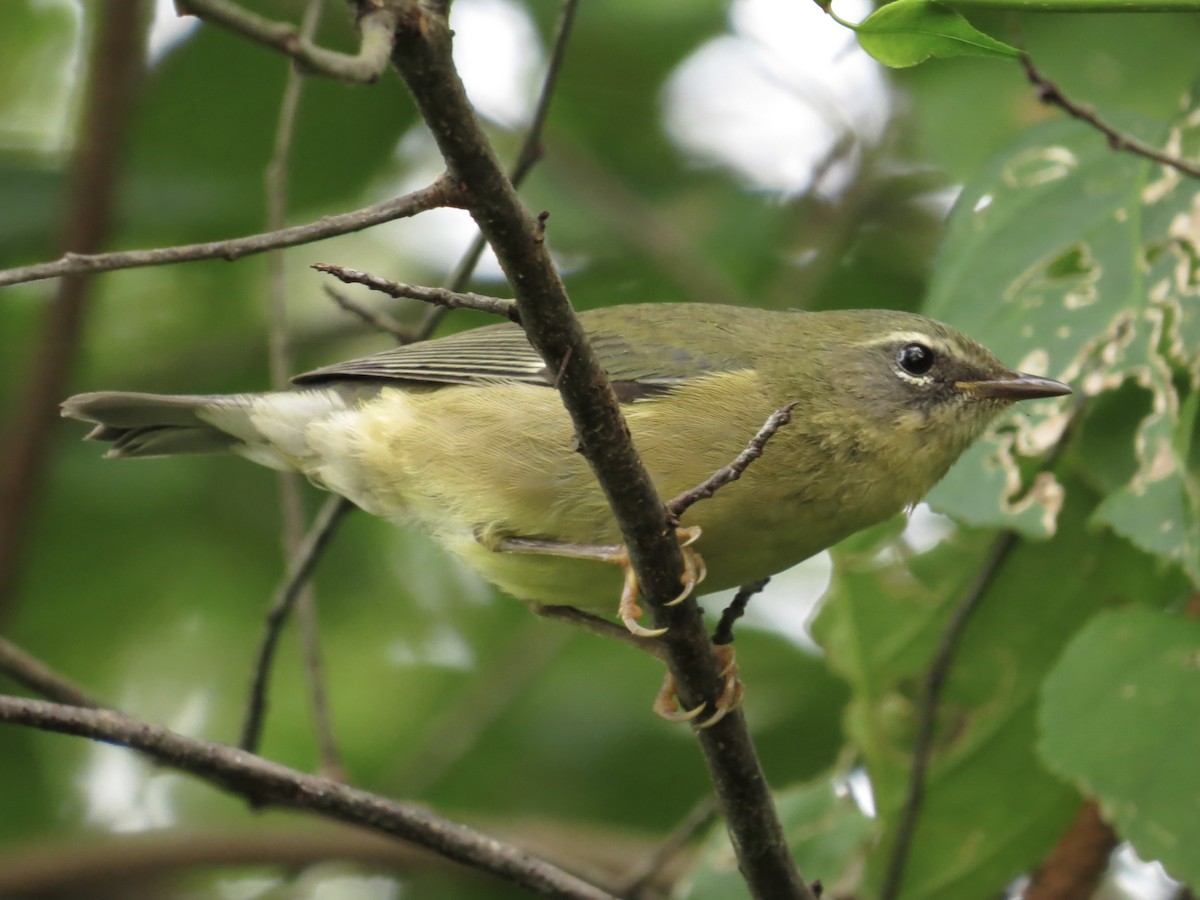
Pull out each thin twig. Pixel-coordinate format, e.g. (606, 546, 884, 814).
(0, 637, 102, 709)
(881, 408, 1081, 900)
(712, 579, 771, 647)
(0, 0, 148, 624)
(0, 180, 459, 289)
(878, 532, 1019, 900)
(313, 263, 519, 321)
(666, 403, 797, 520)
(259, 0, 345, 781)
(620, 795, 719, 898)
(1021, 55, 1200, 180)
(239, 496, 352, 753)
(176, 0, 397, 83)
(0, 696, 617, 900)
(323, 284, 413, 342)
(388, 6, 813, 897)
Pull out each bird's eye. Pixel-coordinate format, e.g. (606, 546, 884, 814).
(897, 343, 935, 376)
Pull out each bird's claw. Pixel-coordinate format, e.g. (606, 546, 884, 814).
(664, 526, 707, 607)
(653, 644, 744, 728)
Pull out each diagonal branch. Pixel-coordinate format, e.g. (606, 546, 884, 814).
(258, 0, 345, 780)
(667, 403, 797, 520)
(1021, 55, 1200, 180)
(176, 0, 397, 83)
(0, 180, 460, 289)
(0, 695, 616, 900)
(880, 406, 1082, 900)
(0, 636, 102, 709)
(314, 263, 519, 321)
(239, 495, 352, 753)
(386, 4, 813, 897)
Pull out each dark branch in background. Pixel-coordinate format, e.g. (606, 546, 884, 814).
(387, 5, 812, 898)
(619, 796, 719, 899)
(1024, 802, 1118, 900)
(0, 820, 688, 899)
(314, 263, 520, 321)
(881, 410, 1080, 900)
(878, 531, 1019, 900)
(0, 181, 459, 289)
(239, 497, 351, 753)
(176, 0, 397, 83)
(0, 0, 149, 625)
(323, 284, 413, 342)
(667, 403, 797, 520)
(0, 637, 102, 709)
(0, 696, 616, 900)
(261, 0, 345, 782)
(1022, 55, 1200, 180)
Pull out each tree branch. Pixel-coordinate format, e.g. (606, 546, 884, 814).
(386, 4, 812, 897)
(323, 283, 414, 342)
(0, 696, 616, 900)
(881, 408, 1081, 900)
(313, 263, 519, 321)
(260, 0, 345, 782)
(239, 495, 352, 754)
(619, 796, 719, 899)
(0, 180, 459, 289)
(666, 403, 797, 520)
(0, 0, 149, 624)
(879, 531, 1020, 900)
(0, 636, 102, 709)
(176, 0, 397, 83)
(0, 820, 686, 899)
(1021, 55, 1200, 179)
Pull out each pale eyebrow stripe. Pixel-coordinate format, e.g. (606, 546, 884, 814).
(858, 331, 948, 350)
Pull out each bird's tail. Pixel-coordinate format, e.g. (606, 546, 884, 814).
(60, 389, 357, 472)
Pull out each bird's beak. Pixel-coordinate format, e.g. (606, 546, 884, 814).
(956, 371, 1072, 401)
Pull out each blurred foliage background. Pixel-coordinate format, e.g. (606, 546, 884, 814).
(0, 0, 1197, 897)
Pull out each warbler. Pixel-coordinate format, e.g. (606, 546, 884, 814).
(62, 303, 1070, 638)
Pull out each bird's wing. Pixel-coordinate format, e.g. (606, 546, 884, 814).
(292, 312, 753, 399)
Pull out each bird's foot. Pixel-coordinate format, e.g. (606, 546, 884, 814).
(652, 644, 744, 728)
(498, 527, 706, 637)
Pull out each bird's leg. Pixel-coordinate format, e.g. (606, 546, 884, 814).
(652, 644, 744, 728)
(496, 526, 706, 638)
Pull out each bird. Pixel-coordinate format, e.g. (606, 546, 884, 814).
(62, 302, 1070, 719)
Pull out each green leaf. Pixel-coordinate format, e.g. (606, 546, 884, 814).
(1039, 608, 1200, 890)
(811, 481, 1184, 899)
(853, 0, 1021, 68)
